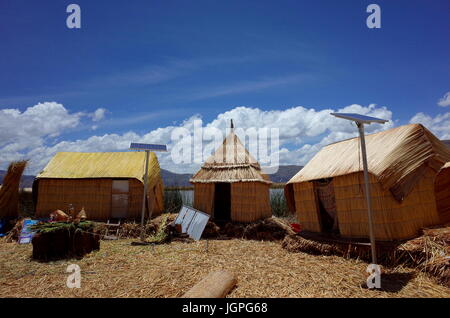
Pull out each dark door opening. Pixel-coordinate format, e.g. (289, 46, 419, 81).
(313, 178, 339, 234)
(214, 183, 231, 221)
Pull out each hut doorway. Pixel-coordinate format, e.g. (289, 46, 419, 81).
(313, 179, 339, 234)
(214, 183, 231, 221)
(111, 180, 129, 219)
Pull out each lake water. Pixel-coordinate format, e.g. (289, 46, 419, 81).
(175, 188, 284, 206)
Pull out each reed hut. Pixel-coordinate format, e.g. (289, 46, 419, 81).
(190, 125, 272, 222)
(285, 124, 450, 241)
(33, 152, 164, 221)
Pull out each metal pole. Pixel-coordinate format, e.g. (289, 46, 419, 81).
(140, 150, 150, 242)
(357, 123, 377, 264)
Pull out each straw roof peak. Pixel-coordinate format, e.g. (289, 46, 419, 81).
(204, 130, 260, 168)
(190, 129, 271, 184)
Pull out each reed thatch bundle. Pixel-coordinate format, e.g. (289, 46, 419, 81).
(94, 213, 178, 239)
(0, 160, 27, 218)
(182, 270, 237, 298)
(4, 218, 24, 242)
(394, 226, 450, 287)
(283, 225, 449, 287)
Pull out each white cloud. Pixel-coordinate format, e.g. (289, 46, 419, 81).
(0, 102, 83, 152)
(0, 102, 396, 175)
(91, 108, 106, 122)
(409, 111, 450, 140)
(0, 102, 111, 173)
(438, 92, 450, 107)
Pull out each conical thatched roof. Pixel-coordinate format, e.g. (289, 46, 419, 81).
(287, 124, 450, 201)
(190, 130, 271, 184)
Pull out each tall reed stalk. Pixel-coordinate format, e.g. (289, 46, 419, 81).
(271, 191, 290, 217)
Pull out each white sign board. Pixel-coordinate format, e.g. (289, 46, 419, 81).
(174, 206, 210, 241)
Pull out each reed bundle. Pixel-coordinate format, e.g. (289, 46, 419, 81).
(282, 225, 450, 287)
(395, 226, 449, 287)
(0, 160, 28, 218)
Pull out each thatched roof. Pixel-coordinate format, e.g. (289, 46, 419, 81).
(36, 152, 161, 185)
(287, 124, 450, 201)
(190, 131, 271, 184)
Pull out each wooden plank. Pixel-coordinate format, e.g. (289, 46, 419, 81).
(182, 271, 237, 298)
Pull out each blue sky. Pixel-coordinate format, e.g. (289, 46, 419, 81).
(0, 0, 449, 173)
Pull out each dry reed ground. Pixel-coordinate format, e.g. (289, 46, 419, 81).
(0, 238, 448, 298)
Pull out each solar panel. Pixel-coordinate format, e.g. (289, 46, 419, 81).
(174, 206, 190, 225)
(174, 205, 210, 241)
(129, 143, 167, 151)
(182, 209, 196, 233)
(187, 212, 210, 241)
(331, 113, 388, 124)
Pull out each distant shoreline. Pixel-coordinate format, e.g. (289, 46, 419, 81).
(164, 183, 286, 191)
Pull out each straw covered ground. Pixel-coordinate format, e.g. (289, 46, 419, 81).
(0, 238, 448, 298)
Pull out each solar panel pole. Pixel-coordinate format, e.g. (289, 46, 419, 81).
(357, 122, 377, 264)
(140, 150, 150, 242)
(330, 113, 387, 266)
(129, 142, 167, 245)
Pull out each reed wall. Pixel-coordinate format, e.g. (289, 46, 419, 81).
(435, 166, 450, 224)
(334, 169, 439, 240)
(193, 181, 271, 222)
(230, 182, 271, 222)
(35, 178, 162, 220)
(292, 167, 442, 241)
(292, 182, 321, 232)
(193, 183, 215, 215)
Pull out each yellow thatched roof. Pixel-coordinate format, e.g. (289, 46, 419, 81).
(36, 152, 161, 185)
(190, 131, 271, 184)
(287, 124, 450, 201)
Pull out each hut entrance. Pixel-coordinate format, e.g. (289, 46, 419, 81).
(214, 183, 231, 221)
(313, 179, 339, 234)
(111, 180, 129, 219)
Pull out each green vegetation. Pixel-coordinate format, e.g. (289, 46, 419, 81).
(31, 221, 96, 234)
(270, 191, 290, 217)
(270, 183, 286, 189)
(164, 186, 193, 191)
(164, 189, 184, 213)
(145, 214, 169, 244)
